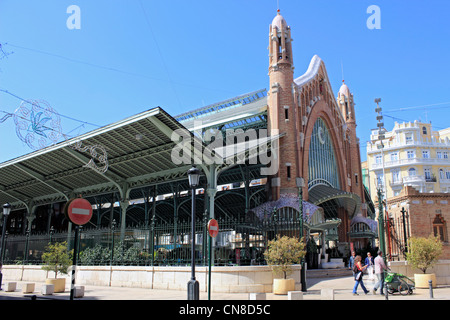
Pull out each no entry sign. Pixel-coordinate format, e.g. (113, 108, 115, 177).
(208, 219, 219, 238)
(65, 198, 93, 226)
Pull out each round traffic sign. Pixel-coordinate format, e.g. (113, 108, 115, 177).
(208, 219, 219, 238)
(66, 198, 93, 226)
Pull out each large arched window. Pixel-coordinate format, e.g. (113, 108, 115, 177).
(308, 117, 340, 189)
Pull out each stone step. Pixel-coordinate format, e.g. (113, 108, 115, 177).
(306, 268, 353, 278)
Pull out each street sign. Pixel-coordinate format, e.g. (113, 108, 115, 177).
(66, 198, 93, 226)
(208, 219, 219, 238)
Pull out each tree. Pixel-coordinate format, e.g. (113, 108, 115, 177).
(264, 235, 306, 279)
(406, 235, 443, 274)
(41, 241, 73, 279)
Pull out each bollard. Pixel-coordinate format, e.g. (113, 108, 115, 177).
(429, 280, 434, 299)
(384, 282, 388, 300)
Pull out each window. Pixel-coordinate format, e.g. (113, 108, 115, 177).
(439, 168, 445, 180)
(444, 152, 449, 159)
(422, 150, 430, 159)
(390, 152, 398, 162)
(422, 126, 427, 135)
(405, 134, 413, 143)
(437, 151, 442, 159)
(424, 168, 432, 180)
(408, 168, 416, 176)
(407, 150, 415, 159)
(446, 170, 450, 180)
(392, 170, 400, 182)
(433, 214, 447, 242)
(376, 174, 384, 188)
(375, 155, 382, 164)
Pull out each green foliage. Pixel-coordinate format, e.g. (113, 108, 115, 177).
(41, 241, 73, 279)
(406, 235, 443, 274)
(79, 241, 150, 265)
(79, 244, 111, 265)
(264, 235, 306, 279)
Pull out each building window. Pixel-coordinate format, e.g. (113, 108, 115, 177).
(390, 152, 398, 162)
(376, 173, 384, 188)
(424, 168, 432, 181)
(375, 155, 382, 164)
(422, 126, 427, 135)
(446, 170, 450, 180)
(407, 150, 415, 159)
(437, 151, 442, 159)
(392, 169, 400, 182)
(405, 134, 413, 144)
(408, 168, 416, 176)
(439, 168, 445, 180)
(433, 214, 447, 242)
(422, 150, 430, 159)
(444, 152, 449, 159)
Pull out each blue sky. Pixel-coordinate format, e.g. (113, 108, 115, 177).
(1, 0, 449, 163)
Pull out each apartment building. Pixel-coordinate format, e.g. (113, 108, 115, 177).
(366, 121, 450, 199)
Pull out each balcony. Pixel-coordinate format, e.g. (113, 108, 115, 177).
(403, 175, 425, 184)
(370, 157, 450, 170)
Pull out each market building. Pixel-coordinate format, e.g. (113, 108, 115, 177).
(0, 10, 375, 269)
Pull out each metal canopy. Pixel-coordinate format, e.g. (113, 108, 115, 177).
(308, 184, 362, 219)
(0, 107, 195, 211)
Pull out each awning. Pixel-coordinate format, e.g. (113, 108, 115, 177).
(308, 184, 361, 219)
(349, 215, 378, 239)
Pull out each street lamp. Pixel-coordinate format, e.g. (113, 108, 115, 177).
(1, 203, 11, 263)
(375, 99, 387, 263)
(111, 219, 116, 266)
(187, 166, 201, 300)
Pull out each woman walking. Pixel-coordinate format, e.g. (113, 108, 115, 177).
(352, 255, 369, 295)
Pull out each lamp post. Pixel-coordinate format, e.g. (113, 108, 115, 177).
(111, 219, 116, 266)
(375, 99, 387, 263)
(1, 203, 11, 263)
(298, 185, 307, 292)
(187, 166, 201, 300)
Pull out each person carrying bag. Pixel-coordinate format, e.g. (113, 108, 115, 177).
(352, 255, 369, 295)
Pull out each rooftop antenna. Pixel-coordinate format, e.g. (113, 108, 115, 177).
(341, 60, 345, 82)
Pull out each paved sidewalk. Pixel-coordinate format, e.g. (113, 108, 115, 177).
(1, 276, 449, 300)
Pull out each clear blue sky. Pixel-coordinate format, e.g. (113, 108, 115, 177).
(1, 0, 449, 163)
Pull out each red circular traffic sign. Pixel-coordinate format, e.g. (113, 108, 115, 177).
(66, 198, 93, 226)
(208, 219, 219, 238)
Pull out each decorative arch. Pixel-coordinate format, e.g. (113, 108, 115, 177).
(307, 117, 341, 190)
(302, 99, 347, 199)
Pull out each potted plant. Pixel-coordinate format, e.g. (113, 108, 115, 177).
(406, 235, 443, 288)
(264, 235, 306, 294)
(41, 241, 73, 292)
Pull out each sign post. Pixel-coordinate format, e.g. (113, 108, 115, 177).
(207, 219, 219, 300)
(64, 198, 93, 300)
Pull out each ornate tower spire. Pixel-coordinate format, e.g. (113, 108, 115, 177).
(267, 10, 299, 199)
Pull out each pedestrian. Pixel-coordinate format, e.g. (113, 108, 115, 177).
(365, 252, 375, 281)
(348, 251, 356, 271)
(373, 250, 389, 295)
(352, 255, 369, 295)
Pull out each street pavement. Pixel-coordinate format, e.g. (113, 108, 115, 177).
(0, 275, 449, 301)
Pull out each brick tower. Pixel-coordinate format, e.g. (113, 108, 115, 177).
(267, 9, 299, 200)
(338, 80, 366, 213)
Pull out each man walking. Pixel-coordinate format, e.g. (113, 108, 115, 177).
(373, 250, 389, 295)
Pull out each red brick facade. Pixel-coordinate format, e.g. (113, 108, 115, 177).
(267, 11, 367, 244)
(386, 186, 450, 259)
